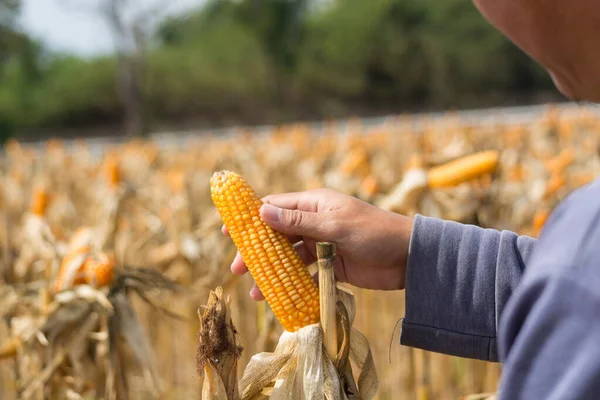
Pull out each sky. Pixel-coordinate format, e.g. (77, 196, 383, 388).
(19, 0, 202, 56)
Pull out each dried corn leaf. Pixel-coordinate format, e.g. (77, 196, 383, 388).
(378, 169, 428, 214)
(203, 362, 234, 400)
(109, 290, 163, 395)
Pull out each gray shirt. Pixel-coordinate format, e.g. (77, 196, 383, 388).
(400, 178, 600, 399)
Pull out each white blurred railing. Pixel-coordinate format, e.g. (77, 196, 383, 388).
(11, 101, 600, 157)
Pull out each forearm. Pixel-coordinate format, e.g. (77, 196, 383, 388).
(399, 214, 536, 361)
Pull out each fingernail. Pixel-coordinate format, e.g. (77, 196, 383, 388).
(261, 203, 281, 222)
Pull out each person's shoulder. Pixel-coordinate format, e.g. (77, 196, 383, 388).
(544, 178, 600, 227)
(527, 178, 600, 284)
(565, 178, 600, 202)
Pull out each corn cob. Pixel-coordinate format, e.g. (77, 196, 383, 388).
(210, 170, 319, 332)
(533, 209, 550, 237)
(543, 173, 565, 200)
(54, 246, 89, 292)
(83, 253, 115, 288)
(427, 150, 499, 188)
(54, 229, 93, 292)
(30, 188, 50, 217)
(54, 228, 115, 292)
(544, 148, 574, 175)
(104, 157, 121, 189)
(360, 175, 380, 197)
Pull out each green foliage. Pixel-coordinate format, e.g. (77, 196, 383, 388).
(295, 0, 391, 98)
(0, 0, 21, 28)
(0, 55, 119, 133)
(294, 0, 551, 110)
(2, 0, 556, 135)
(146, 16, 273, 122)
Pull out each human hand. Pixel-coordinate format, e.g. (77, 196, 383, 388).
(221, 188, 414, 300)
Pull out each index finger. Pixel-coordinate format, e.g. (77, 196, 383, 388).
(262, 190, 323, 212)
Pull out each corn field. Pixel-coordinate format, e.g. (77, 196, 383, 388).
(1, 104, 599, 399)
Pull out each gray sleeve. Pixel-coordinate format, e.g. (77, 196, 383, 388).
(399, 214, 537, 362)
(497, 275, 600, 399)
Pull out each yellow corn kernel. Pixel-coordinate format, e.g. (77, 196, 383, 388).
(210, 170, 319, 332)
(427, 150, 499, 188)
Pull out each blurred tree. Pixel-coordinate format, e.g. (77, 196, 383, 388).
(0, 0, 557, 136)
(0, 0, 44, 140)
(101, 0, 144, 137)
(156, 0, 311, 120)
(294, 0, 553, 113)
(148, 3, 273, 125)
(62, 0, 172, 137)
(157, 0, 310, 71)
(0, 0, 20, 32)
(0, 0, 24, 72)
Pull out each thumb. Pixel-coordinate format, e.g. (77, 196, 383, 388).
(260, 203, 327, 239)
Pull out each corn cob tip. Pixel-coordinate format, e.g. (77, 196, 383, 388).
(211, 170, 232, 182)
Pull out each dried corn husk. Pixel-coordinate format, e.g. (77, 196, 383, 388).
(197, 287, 243, 400)
(377, 168, 428, 214)
(239, 286, 378, 400)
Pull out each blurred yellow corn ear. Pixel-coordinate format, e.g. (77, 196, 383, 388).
(210, 170, 320, 332)
(427, 150, 499, 188)
(543, 173, 565, 200)
(544, 148, 574, 175)
(104, 158, 121, 188)
(54, 229, 93, 292)
(30, 188, 50, 217)
(533, 209, 550, 237)
(54, 228, 115, 293)
(360, 175, 380, 197)
(339, 148, 370, 178)
(167, 168, 186, 193)
(84, 253, 115, 288)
